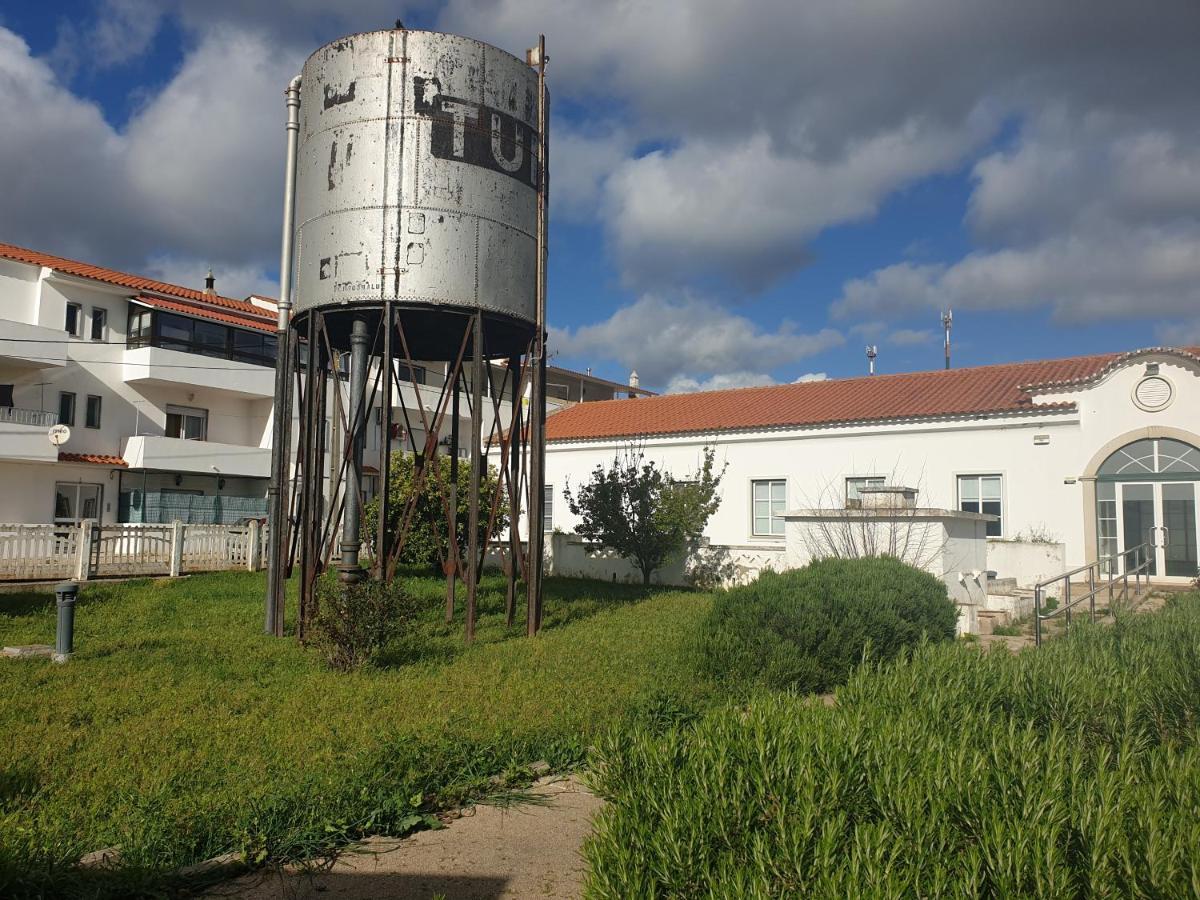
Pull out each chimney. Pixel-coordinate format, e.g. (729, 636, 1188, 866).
(628, 369, 639, 398)
(204, 268, 216, 297)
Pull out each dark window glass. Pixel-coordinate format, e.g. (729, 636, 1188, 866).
(0, 384, 13, 407)
(157, 313, 193, 351)
(194, 320, 229, 358)
(64, 303, 81, 335)
(85, 395, 102, 428)
(126, 308, 152, 347)
(59, 392, 75, 426)
(91, 308, 107, 340)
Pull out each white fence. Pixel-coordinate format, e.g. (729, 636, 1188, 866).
(0, 520, 265, 582)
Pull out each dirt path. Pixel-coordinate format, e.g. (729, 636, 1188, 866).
(211, 776, 603, 900)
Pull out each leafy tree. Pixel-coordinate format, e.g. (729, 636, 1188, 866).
(364, 452, 507, 573)
(564, 445, 725, 585)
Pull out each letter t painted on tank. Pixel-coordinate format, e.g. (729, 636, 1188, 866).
(441, 98, 477, 158)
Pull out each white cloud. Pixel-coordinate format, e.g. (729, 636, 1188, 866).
(552, 294, 842, 390)
(0, 25, 298, 298)
(793, 372, 828, 383)
(666, 372, 779, 394)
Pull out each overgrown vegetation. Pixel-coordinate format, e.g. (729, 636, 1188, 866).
(587, 593, 1200, 898)
(697, 556, 958, 693)
(363, 452, 507, 573)
(565, 445, 725, 585)
(308, 575, 418, 671)
(0, 571, 710, 898)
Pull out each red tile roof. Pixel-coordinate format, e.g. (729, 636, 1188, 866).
(546, 348, 1200, 443)
(133, 294, 276, 333)
(59, 452, 127, 467)
(0, 241, 276, 330)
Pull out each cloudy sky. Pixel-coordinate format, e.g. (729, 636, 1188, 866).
(2, 1, 1198, 392)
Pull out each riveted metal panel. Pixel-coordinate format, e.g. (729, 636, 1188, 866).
(293, 29, 540, 336)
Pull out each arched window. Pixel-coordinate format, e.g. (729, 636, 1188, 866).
(1097, 438, 1200, 478)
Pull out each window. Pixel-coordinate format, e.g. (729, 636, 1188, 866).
(157, 313, 194, 352)
(64, 302, 82, 336)
(58, 392, 76, 427)
(127, 307, 153, 347)
(85, 395, 102, 429)
(54, 483, 102, 524)
(0, 384, 13, 407)
(193, 320, 229, 358)
(752, 479, 786, 537)
(543, 484, 554, 531)
(165, 405, 207, 441)
(1097, 481, 1118, 574)
(958, 474, 1003, 537)
(395, 363, 427, 385)
(846, 476, 885, 508)
(90, 307, 107, 341)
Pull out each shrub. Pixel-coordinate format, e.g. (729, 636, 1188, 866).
(308, 577, 415, 671)
(586, 594, 1200, 898)
(697, 556, 957, 693)
(363, 452, 507, 574)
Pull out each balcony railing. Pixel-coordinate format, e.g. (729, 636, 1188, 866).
(0, 406, 59, 427)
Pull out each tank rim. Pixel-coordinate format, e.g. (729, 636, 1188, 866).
(301, 26, 534, 73)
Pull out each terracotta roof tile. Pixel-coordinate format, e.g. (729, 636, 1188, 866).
(546, 348, 1200, 443)
(0, 240, 275, 330)
(59, 452, 127, 467)
(133, 294, 276, 332)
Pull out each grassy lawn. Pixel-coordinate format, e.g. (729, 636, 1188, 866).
(0, 570, 713, 897)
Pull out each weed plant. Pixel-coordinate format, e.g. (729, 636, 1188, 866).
(586, 593, 1200, 898)
(0, 571, 711, 898)
(697, 557, 958, 693)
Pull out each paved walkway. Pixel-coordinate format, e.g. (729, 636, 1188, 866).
(211, 776, 603, 900)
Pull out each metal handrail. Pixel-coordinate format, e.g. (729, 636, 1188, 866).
(1033, 541, 1153, 646)
(0, 406, 59, 427)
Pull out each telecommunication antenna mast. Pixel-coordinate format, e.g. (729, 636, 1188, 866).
(942, 308, 953, 370)
(866, 345, 878, 376)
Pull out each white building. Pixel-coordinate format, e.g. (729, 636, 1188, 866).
(542, 347, 1200, 587)
(0, 242, 645, 528)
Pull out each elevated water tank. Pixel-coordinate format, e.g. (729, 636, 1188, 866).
(293, 28, 541, 354)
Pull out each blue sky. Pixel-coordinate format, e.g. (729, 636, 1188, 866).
(1, 1, 1198, 391)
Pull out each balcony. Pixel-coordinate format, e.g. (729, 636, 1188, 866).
(123, 346, 275, 399)
(0, 320, 67, 370)
(0, 406, 60, 463)
(123, 435, 271, 479)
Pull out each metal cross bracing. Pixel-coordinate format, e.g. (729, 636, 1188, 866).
(270, 304, 545, 645)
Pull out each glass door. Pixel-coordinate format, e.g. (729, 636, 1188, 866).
(1162, 482, 1198, 578)
(1119, 483, 1157, 576)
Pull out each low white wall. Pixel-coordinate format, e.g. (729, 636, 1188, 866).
(986, 539, 1067, 588)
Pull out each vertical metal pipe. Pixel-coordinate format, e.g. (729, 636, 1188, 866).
(1034, 585, 1042, 647)
(265, 73, 302, 635)
(375, 303, 394, 578)
(526, 34, 549, 636)
(506, 353, 521, 626)
(466, 312, 484, 643)
(338, 314, 370, 581)
(446, 356, 461, 623)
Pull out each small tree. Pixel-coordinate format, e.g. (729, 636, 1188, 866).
(364, 452, 507, 573)
(564, 445, 725, 586)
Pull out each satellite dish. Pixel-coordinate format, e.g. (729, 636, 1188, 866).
(48, 424, 71, 446)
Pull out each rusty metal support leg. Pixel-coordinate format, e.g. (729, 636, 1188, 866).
(466, 312, 484, 644)
(505, 353, 521, 627)
(375, 303, 393, 579)
(338, 314, 370, 583)
(446, 359, 460, 623)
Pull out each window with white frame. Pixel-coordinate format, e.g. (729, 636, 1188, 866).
(845, 476, 885, 508)
(752, 479, 786, 537)
(165, 405, 208, 441)
(543, 484, 554, 531)
(64, 302, 82, 336)
(958, 474, 1003, 537)
(91, 307, 107, 341)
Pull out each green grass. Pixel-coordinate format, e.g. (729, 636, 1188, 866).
(586, 593, 1200, 898)
(0, 570, 713, 897)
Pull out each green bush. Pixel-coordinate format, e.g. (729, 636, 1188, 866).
(586, 594, 1200, 898)
(308, 576, 417, 671)
(363, 452, 507, 573)
(697, 556, 957, 693)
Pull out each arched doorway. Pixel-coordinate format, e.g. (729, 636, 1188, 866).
(1096, 438, 1199, 580)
